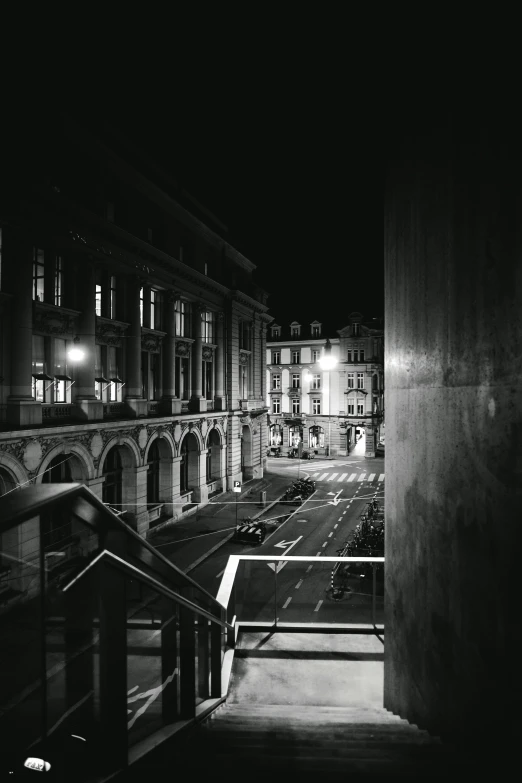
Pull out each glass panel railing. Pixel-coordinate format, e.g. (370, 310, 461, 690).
(234, 558, 276, 624)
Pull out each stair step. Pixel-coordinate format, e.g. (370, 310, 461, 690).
(202, 733, 443, 748)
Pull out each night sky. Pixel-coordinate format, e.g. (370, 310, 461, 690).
(66, 84, 385, 337)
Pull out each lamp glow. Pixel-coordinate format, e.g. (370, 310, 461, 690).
(68, 348, 85, 362)
(319, 354, 337, 370)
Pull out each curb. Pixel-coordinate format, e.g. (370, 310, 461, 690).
(184, 492, 287, 574)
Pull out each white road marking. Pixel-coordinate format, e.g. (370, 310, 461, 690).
(295, 580, 303, 589)
(337, 473, 348, 481)
(328, 532, 333, 537)
(306, 565, 313, 572)
(338, 517, 343, 521)
(316, 551, 322, 556)
(314, 600, 323, 612)
(379, 474, 385, 481)
(368, 473, 376, 481)
(319, 473, 329, 480)
(334, 524, 338, 529)
(358, 474, 366, 481)
(322, 542, 328, 548)
(327, 474, 339, 481)
(283, 597, 292, 608)
(312, 472, 320, 477)
(348, 473, 357, 481)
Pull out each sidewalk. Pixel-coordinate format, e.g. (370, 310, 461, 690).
(148, 472, 292, 574)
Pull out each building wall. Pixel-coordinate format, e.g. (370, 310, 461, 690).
(384, 111, 522, 743)
(0, 115, 270, 535)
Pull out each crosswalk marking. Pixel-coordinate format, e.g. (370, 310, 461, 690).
(348, 473, 357, 481)
(327, 473, 338, 481)
(379, 474, 385, 482)
(358, 474, 366, 481)
(338, 473, 348, 481)
(319, 473, 329, 480)
(368, 473, 375, 481)
(300, 471, 386, 484)
(312, 472, 321, 477)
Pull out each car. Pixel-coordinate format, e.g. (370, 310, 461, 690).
(300, 450, 315, 460)
(376, 441, 385, 455)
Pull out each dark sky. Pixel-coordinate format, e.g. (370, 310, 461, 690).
(73, 84, 385, 337)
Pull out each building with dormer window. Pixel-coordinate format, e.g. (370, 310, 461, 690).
(266, 313, 383, 456)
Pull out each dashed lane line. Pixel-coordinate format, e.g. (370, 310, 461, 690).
(322, 542, 328, 548)
(338, 517, 343, 522)
(334, 524, 338, 529)
(295, 580, 303, 590)
(316, 551, 322, 557)
(314, 600, 323, 612)
(306, 565, 313, 573)
(328, 532, 333, 537)
(283, 597, 292, 608)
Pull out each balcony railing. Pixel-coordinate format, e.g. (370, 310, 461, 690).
(0, 485, 384, 781)
(103, 402, 127, 418)
(42, 404, 74, 420)
(287, 386, 301, 395)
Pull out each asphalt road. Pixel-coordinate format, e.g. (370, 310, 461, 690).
(190, 454, 385, 625)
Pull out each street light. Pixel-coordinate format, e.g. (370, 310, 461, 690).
(318, 338, 338, 456)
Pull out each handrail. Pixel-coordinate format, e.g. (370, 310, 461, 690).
(62, 548, 233, 631)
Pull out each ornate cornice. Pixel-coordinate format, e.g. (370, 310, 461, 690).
(175, 339, 193, 357)
(33, 302, 80, 337)
(141, 327, 167, 354)
(96, 316, 130, 347)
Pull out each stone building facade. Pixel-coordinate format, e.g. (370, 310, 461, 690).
(266, 313, 383, 456)
(0, 112, 270, 536)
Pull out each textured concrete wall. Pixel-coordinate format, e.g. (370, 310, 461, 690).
(384, 111, 522, 745)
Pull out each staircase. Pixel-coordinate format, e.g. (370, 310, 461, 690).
(123, 631, 472, 781)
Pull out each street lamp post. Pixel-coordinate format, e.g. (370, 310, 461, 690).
(318, 339, 338, 457)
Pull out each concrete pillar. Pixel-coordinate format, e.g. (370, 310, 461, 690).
(170, 455, 183, 520)
(73, 259, 103, 421)
(160, 291, 181, 415)
(189, 304, 206, 412)
(5, 232, 42, 427)
(214, 311, 226, 410)
(192, 449, 209, 504)
(124, 276, 147, 417)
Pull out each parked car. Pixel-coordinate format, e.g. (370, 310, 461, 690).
(376, 441, 385, 455)
(300, 450, 315, 460)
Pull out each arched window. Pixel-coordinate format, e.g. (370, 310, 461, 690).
(269, 424, 283, 446)
(103, 448, 123, 507)
(0, 468, 17, 497)
(207, 429, 220, 482)
(147, 440, 161, 504)
(42, 454, 73, 484)
(309, 426, 324, 449)
(288, 425, 303, 447)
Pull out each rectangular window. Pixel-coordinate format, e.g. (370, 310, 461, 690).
(202, 359, 213, 399)
(175, 300, 191, 337)
(110, 276, 117, 319)
(357, 373, 364, 389)
(312, 350, 319, 362)
(272, 351, 280, 365)
(348, 400, 355, 415)
(272, 328, 280, 338)
(151, 353, 160, 400)
(272, 374, 281, 389)
(54, 256, 63, 306)
(240, 365, 248, 399)
(312, 326, 320, 337)
(357, 399, 365, 415)
(96, 284, 102, 317)
(291, 350, 300, 364)
(139, 287, 144, 326)
(292, 398, 300, 414)
(312, 398, 321, 414)
(95, 344, 105, 401)
(272, 398, 281, 414)
(32, 335, 48, 401)
(175, 355, 190, 398)
(53, 338, 69, 403)
(33, 247, 45, 302)
(292, 327, 299, 336)
(239, 321, 251, 350)
(360, 349, 365, 361)
(312, 374, 321, 389)
(353, 350, 358, 362)
(107, 346, 121, 401)
(292, 374, 300, 388)
(151, 289, 158, 330)
(347, 350, 352, 362)
(202, 310, 214, 343)
(347, 373, 355, 388)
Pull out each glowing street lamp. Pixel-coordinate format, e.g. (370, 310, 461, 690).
(318, 339, 338, 456)
(68, 336, 85, 363)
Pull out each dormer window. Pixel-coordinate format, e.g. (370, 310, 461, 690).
(271, 326, 281, 339)
(312, 326, 320, 337)
(290, 322, 301, 338)
(292, 327, 299, 336)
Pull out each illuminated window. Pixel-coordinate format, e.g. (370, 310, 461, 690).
(32, 247, 45, 302)
(95, 284, 102, 317)
(54, 256, 63, 307)
(139, 287, 144, 325)
(312, 350, 320, 362)
(175, 300, 191, 336)
(202, 310, 214, 342)
(151, 289, 162, 330)
(312, 398, 321, 414)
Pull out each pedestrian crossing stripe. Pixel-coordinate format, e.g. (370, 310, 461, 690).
(306, 472, 386, 483)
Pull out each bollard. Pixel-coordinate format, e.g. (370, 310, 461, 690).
(259, 490, 266, 507)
